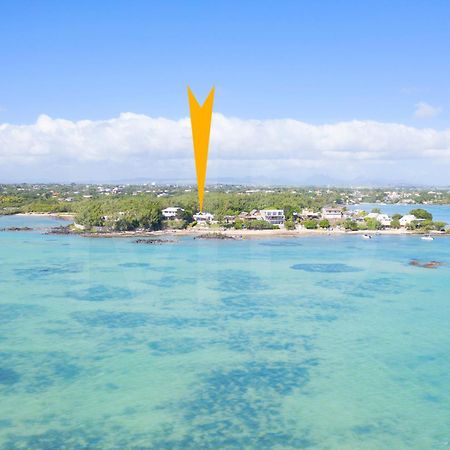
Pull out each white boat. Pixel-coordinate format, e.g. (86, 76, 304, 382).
(362, 234, 372, 239)
(421, 235, 434, 241)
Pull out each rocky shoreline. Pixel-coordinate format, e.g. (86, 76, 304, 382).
(37, 224, 450, 239)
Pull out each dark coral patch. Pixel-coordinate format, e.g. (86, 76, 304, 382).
(259, 240, 303, 247)
(159, 360, 319, 449)
(118, 262, 153, 269)
(209, 270, 266, 293)
(0, 367, 21, 385)
(291, 263, 362, 273)
(143, 275, 198, 288)
(1, 429, 104, 450)
(0, 304, 44, 324)
(71, 310, 150, 328)
(14, 263, 82, 281)
(0, 352, 81, 393)
(66, 285, 135, 302)
(148, 337, 211, 355)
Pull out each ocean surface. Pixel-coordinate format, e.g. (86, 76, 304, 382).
(1, 215, 450, 449)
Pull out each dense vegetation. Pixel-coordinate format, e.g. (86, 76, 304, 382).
(1, 184, 450, 232)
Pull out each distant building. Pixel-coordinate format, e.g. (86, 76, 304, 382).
(260, 209, 285, 225)
(300, 209, 320, 220)
(193, 212, 214, 223)
(238, 210, 262, 221)
(366, 213, 392, 227)
(399, 215, 424, 226)
(223, 215, 236, 224)
(321, 207, 344, 220)
(162, 207, 184, 219)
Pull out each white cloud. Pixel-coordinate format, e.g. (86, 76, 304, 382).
(0, 113, 449, 183)
(414, 101, 442, 118)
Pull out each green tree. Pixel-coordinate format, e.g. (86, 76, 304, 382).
(284, 219, 296, 230)
(75, 202, 104, 227)
(136, 207, 162, 230)
(410, 208, 432, 221)
(114, 216, 138, 231)
(391, 218, 401, 229)
(318, 219, 330, 229)
(303, 219, 318, 229)
(343, 219, 358, 231)
(165, 219, 187, 230)
(433, 221, 446, 231)
(364, 217, 383, 230)
(177, 208, 194, 223)
(245, 220, 275, 230)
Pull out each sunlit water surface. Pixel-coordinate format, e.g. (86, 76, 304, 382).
(1, 216, 449, 449)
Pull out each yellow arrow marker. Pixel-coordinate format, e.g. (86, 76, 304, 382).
(188, 86, 215, 212)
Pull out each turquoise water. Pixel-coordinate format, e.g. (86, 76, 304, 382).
(1, 216, 450, 449)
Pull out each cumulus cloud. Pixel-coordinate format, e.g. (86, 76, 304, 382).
(414, 101, 442, 118)
(0, 113, 449, 183)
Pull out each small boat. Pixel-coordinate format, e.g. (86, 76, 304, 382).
(421, 235, 434, 241)
(362, 234, 372, 239)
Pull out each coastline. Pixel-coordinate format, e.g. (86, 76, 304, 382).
(15, 212, 76, 221)
(8, 213, 449, 239)
(67, 227, 448, 239)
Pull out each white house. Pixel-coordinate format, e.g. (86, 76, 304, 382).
(399, 215, 424, 226)
(300, 209, 320, 220)
(321, 207, 343, 220)
(193, 212, 215, 223)
(366, 213, 392, 227)
(376, 214, 392, 227)
(162, 207, 184, 219)
(260, 209, 285, 225)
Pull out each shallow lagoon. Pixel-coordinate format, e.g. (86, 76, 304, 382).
(1, 216, 450, 449)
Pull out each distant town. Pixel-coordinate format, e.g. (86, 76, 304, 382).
(1, 183, 449, 234)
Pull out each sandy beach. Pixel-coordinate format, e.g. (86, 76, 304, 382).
(71, 226, 448, 239)
(13, 212, 448, 239)
(16, 212, 76, 221)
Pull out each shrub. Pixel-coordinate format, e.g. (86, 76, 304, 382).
(318, 219, 330, 229)
(165, 219, 187, 230)
(284, 219, 296, 230)
(410, 208, 432, 221)
(343, 219, 358, 231)
(245, 220, 276, 230)
(303, 219, 318, 229)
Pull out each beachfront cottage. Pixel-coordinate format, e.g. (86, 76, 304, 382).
(366, 213, 392, 227)
(260, 209, 285, 225)
(223, 215, 236, 224)
(238, 210, 262, 221)
(193, 212, 215, 223)
(321, 207, 344, 220)
(399, 215, 424, 226)
(162, 207, 184, 219)
(300, 209, 320, 220)
(376, 214, 392, 226)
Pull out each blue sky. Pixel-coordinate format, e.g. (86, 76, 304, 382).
(1, 1, 450, 184)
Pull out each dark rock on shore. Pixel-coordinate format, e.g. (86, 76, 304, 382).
(0, 226, 33, 232)
(409, 259, 446, 269)
(46, 226, 72, 235)
(194, 233, 240, 240)
(134, 238, 176, 245)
